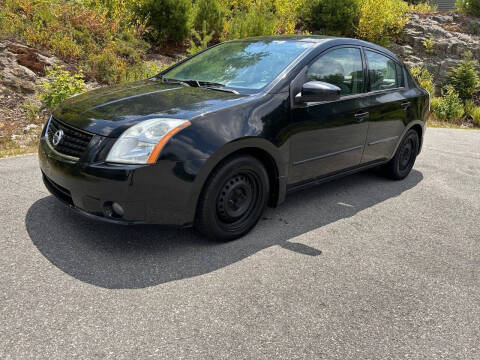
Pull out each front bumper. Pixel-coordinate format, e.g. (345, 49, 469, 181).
(38, 137, 205, 227)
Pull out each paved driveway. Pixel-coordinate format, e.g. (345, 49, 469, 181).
(0, 128, 479, 359)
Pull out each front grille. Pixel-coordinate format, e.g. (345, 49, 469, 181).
(47, 117, 93, 158)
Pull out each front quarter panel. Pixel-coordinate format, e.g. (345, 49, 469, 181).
(159, 92, 292, 208)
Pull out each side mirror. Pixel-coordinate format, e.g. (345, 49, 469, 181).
(296, 81, 341, 103)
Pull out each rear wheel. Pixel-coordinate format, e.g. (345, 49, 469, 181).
(195, 155, 270, 241)
(383, 129, 419, 180)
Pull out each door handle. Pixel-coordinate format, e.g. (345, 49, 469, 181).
(354, 111, 369, 122)
(401, 101, 411, 111)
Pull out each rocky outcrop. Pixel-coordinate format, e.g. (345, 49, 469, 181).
(0, 40, 59, 94)
(390, 12, 480, 94)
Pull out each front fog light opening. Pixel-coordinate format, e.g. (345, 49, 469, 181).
(104, 201, 124, 219)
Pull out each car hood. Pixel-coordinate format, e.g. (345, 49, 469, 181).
(53, 80, 250, 137)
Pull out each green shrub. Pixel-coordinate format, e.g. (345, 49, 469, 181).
(357, 0, 410, 46)
(21, 102, 40, 122)
(188, 21, 215, 55)
(430, 97, 442, 118)
(193, 0, 225, 36)
(472, 107, 480, 126)
(223, 0, 305, 38)
(299, 0, 359, 36)
(125, 61, 163, 82)
(80, 0, 137, 20)
(135, 0, 192, 44)
(224, 3, 278, 39)
(464, 99, 476, 117)
(408, 1, 436, 12)
(431, 86, 465, 122)
(87, 47, 160, 84)
(446, 51, 480, 101)
(410, 65, 435, 96)
(423, 37, 435, 54)
(39, 66, 86, 110)
(456, 0, 480, 16)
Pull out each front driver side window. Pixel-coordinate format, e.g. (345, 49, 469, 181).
(307, 47, 364, 96)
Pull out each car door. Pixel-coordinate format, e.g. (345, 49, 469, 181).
(289, 46, 370, 184)
(361, 49, 410, 163)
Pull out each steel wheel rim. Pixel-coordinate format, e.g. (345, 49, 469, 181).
(399, 137, 415, 172)
(216, 171, 260, 227)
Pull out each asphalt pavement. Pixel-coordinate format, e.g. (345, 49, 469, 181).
(0, 128, 479, 359)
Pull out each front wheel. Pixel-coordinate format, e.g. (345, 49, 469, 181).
(195, 155, 270, 241)
(383, 129, 419, 180)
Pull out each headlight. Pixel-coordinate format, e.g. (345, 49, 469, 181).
(106, 118, 191, 164)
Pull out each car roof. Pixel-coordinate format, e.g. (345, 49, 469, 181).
(230, 35, 401, 63)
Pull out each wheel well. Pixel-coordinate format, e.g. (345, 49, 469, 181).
(410, 124, 423, 152)
(210, 148, 280, 207)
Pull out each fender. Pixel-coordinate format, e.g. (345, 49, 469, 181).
(187, 137, 290, 217)
(390, 120, 426, 159)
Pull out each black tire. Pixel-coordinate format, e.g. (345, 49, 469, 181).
(195, 155, 270, 241)
(384, 129, 419, 180)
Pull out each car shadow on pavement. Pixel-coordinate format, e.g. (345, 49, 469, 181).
(25, 169, 423, 289)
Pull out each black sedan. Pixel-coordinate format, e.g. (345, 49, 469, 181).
(39, 36, 429, 241)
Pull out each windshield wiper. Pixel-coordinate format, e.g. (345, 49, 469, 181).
(161, 78, 239, 94)
(161, 77, 191, 87)
(197, 81, 240, 94)
(202, 86, 240, 95)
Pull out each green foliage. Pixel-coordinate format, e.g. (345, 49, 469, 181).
(0, 0, 153, 84)
(408, 1, 436, 12)
(188, 21, 215, 55)
(271, 0, 306, 34)
(222, 0, 305, 39)
(224, 3, 278, 39)
(464, 99, 476, 117)
(135, 0, 192, 44)
(431, 86, 465, 122)
(299, 0, 359, 36)
(446, 51, 480, 101)
(77, 0, 141, 20)
(464, 99, 480, 127)
(471, 107, 480, 126)
(193, 0, 225, 36)
(456, 0, 480, 16)
(357, 0, 410, 46)
(21, 102, 40, 122)
(39, 66, 86, 110)
(423, 37, 435, 54)
(87, 47, 161, 84)
(410, 65, 435, 96)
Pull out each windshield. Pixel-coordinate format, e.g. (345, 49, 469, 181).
(162, 40, 314, 93)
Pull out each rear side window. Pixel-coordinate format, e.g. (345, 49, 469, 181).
(365, 50, 402, 91)
(307, 47, 364, 96)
